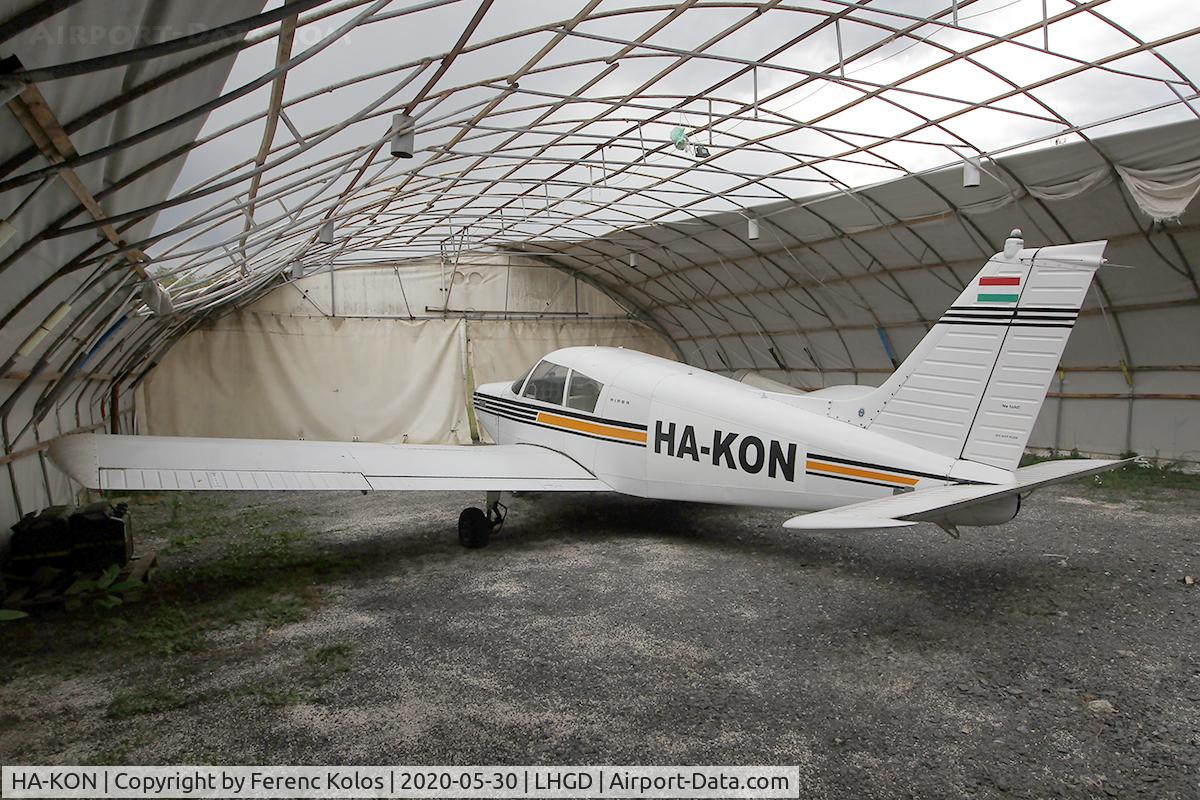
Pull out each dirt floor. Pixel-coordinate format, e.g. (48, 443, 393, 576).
(1, 466, 1198, 799)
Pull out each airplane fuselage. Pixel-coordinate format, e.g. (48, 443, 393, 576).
(48, 234, 1113, 546)
(473, 347, 1010, 513)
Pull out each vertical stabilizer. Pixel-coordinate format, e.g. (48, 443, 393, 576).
(827, 231, 1106, 472)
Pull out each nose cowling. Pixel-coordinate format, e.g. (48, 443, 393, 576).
(472, 381, 513, 441)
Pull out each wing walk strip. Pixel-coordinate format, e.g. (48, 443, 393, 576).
(938, 306, 1079, 329)
(805, 453, 981, 489)
(473, 393, 648, 447)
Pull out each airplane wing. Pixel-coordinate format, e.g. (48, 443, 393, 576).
(782, 458, 1133, 531)
(49, 434, 610, 492)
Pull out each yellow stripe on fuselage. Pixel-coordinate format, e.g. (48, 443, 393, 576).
(805, 459, 919, 486)
(536, 411, 648, 443)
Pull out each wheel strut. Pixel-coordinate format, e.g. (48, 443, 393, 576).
(485, 490, 507, 532)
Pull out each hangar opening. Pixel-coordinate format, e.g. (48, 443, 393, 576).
(1, 1, 1199, 790)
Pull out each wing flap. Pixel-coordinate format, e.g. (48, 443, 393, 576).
(783, 458, 1132, 531)
(52, 434, 609, 492)
(99, 468, 372, 492)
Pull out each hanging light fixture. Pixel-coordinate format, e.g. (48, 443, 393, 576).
(0, 217, 15, 247)
(963, 156, 981, 188)
(747, 214, 760, 241)
(390, 113, 415, 158)
(291, 260, 305, 280)
(318, 220, 335, 244)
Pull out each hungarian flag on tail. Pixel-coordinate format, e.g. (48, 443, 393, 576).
(978, 275, 1019, 303)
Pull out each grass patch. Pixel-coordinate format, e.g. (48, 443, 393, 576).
(306, 642, 353, 672)
(157, 498, 297, 553)
(83, 743, 134, 765)
(258, 593, 315, 627)
(106, 688, 197, 719)
(0, 494, 372, 676)
(1021, 451, 1200, 493)
(241, 684, 312, 708)
(129, 607, 209, 657)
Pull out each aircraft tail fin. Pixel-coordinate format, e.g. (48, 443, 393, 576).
(827, 231, 1106, 473)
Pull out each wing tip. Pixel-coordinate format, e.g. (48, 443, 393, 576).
(48, 433, 101, 489)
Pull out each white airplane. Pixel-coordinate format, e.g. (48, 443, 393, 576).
(51, 229, 1130, 548)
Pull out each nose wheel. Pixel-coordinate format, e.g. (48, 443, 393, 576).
(458, 491, 506, 549)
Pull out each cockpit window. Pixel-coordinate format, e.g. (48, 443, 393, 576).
(510, 364, 535, 394)
(522, 360, 569, 404)
(566, 370, 603, 412)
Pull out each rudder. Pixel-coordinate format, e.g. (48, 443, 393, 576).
(828, 230, 1106, 472)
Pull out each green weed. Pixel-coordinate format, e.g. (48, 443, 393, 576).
(1021, 451, 1200, 493)
(106, 688, 197, 719)
(241, 684, 311, 708)
(306, 642, 353, 672)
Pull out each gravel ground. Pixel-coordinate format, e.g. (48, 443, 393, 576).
(2, 478, 1198, 798)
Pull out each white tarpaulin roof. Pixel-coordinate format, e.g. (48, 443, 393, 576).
(2, 0, 1199, 526)
(539, 119, 1200, 461)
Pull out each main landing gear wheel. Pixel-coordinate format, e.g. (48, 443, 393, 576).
(458, 507, 490, 548)
(458, 492, 506, 549)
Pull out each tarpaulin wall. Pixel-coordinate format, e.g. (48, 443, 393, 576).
(136, 258, 675, 444)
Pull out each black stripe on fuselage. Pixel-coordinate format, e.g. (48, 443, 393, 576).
(472, 392, 648, 431)
(473, 402, 647, 448)
(808, 452, 981, 485)
(473, 397, 535, 420)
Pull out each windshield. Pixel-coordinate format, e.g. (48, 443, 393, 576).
(510, 364, 535, 394)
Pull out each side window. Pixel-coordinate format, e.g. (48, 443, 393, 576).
(510, 364, 535, 394)
(566, 370, 603, 413)
(522, 360, 570, 405)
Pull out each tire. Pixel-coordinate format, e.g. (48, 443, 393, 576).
(458, 507, 490, 549)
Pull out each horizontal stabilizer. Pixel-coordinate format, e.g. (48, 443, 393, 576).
(49, 434, 611, 492)
(783, 458, 1132, 531)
